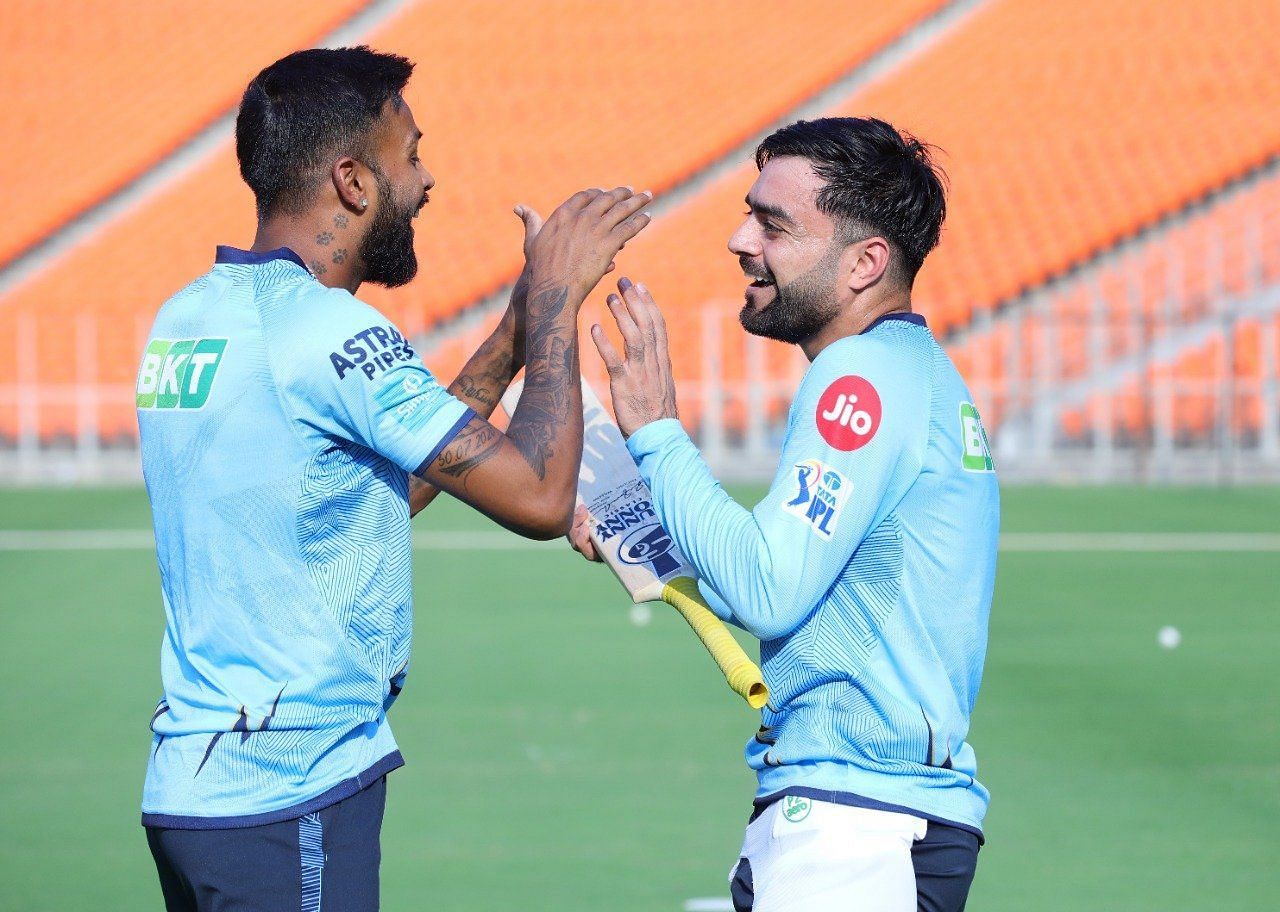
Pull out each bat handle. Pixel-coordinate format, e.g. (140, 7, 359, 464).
(660, 577, 769, 710)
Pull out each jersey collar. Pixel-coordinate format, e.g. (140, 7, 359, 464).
(215, 245, 308, 270)
(862, 312, 926, 334)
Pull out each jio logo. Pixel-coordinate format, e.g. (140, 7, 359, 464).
(619, 523, 680, 576)
(815, 375, 881, 451)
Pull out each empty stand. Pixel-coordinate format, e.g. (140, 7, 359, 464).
(611, 0, 1280, 404)
(0, 0, 945, 441)
(0, 0, 366, 266)
(3, 0, 1279, 482)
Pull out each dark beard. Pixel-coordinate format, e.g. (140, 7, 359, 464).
(738, 249, 841, 345)
(358, 170, 419, 288)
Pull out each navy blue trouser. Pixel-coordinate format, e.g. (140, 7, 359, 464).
(146, 776, 386, 912)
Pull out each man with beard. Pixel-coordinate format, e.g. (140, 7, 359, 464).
(137, 47, 650, 910)
(571, 118, 998, 911)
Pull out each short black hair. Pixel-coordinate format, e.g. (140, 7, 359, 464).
(756, 117, 947, 287)
(236, 46, 414, 218)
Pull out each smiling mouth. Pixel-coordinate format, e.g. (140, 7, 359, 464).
(748, 277, 774, 288)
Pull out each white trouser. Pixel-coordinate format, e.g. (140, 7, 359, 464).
(729, 797, 927, 912)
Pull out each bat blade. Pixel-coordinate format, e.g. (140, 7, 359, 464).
(503, 378, 693, 603)
(502, 376, 769, 709)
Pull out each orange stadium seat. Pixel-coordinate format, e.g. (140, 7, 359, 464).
(5, 0, 1280, 447)
(0, 0, 946, 441)
(607, 0, 1280, 421)
(0, 0, 366, 267)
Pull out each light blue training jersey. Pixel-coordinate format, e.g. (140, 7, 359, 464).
(626, 313, 999, 835)
(137, 247, 472, 828)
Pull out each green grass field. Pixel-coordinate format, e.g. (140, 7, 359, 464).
(2, 485, 1278, 910)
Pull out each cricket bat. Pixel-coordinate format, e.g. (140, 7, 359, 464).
(502, 377, 768, 709)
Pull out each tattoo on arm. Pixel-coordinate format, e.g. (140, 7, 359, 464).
(448, 327, 517, 414)
(452, 374, 499, 409)
(507, 284, 574, 480)
(428, 420, 504, 486)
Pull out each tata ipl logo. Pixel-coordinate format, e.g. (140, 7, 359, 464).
(783, 459, 849, 539)
(618, 522, 681, 577)
(136, 338, 228, 410)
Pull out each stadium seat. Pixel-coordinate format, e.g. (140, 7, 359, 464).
(0, 0, 946, 441)
(606, 0, 1280, 421)
(4, 0, 1280, 447)
(0, 0, 367, 267)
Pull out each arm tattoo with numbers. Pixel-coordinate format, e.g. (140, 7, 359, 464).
(431, 420, 504, 486)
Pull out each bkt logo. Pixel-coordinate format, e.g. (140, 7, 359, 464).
(782, 459, 849, 539)
(618, 522, 681, 576)
(137, 338, 228, 410)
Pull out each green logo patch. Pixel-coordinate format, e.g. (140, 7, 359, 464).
(781, 796, 811, 822)
(137, 338, 228, 410)
(959, 402, 994, 472)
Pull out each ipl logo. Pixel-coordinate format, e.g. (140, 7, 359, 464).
(783, 459, 849, 539)
(618, 522, 681, 576)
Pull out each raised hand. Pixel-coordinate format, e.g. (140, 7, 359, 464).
(591, 277, 679, 438)
(524, 188, 652, 303)
(514, 203, 545, 261)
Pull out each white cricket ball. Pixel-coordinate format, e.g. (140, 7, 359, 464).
(1157, 625, 1181, 649)
(629, 604, 653, 627)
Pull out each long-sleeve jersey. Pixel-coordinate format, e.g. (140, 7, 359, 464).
(626, 313, 998, 835)
(137, 246, 472, 827)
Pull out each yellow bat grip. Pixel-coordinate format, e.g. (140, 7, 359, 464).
(661, 576, 769, 709)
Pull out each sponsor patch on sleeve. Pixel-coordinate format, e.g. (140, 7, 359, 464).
(781, 459, 849, 539)
(959, 402, 995, 472)
(815, 375, 881, 451)
(329, 324, 417, 381)
(373, 370, 437, 432)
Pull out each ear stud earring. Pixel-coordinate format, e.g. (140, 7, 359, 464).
(360, 199, 368, 208)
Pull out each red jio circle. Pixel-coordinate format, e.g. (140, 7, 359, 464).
(815, 376, 881, 451)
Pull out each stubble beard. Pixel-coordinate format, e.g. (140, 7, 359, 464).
(738, 245, 843, 345)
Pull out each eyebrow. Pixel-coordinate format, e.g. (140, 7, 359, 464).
(745, 195, 795, 227)
(406, 128, 422, 149)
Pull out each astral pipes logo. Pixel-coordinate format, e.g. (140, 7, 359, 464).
(136, 338, 228, 410)
(618, 522, 680, 576)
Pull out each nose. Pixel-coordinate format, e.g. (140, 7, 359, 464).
(421, 167, 436, 192)
(728, 218, 760, 258)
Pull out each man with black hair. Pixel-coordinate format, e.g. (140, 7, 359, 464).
(138, 46, 650, 910)
(573, 117, 997, 911)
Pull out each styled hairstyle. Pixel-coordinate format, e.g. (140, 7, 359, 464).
(756, 117, 947, 286)
(236, 46, 414, 218)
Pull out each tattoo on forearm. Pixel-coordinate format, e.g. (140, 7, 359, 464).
(448, 326, 519, 414)
(430, 420, 504, 485)
(453, 374, 499, 409)
(508, 284, 575, 479)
